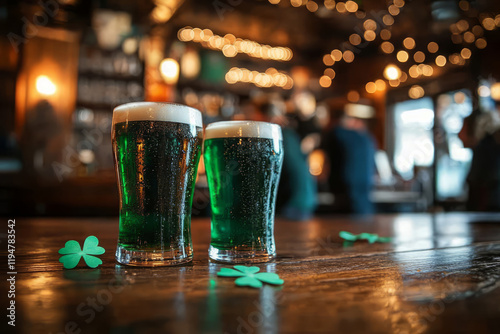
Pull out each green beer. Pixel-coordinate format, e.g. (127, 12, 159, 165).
(204, 121, 284, 263)
(112, 102, 203, 266)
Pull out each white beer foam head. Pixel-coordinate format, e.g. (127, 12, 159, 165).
(113, 102, 203, 127)
(204, 121, 282, 140)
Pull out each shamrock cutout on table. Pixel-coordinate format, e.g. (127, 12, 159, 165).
(58, 236, 105, 269)
(339, 231, 392, 244)
(217, 265, 284, 288)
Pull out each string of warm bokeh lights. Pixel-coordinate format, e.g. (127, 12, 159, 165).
(353, 8, 500, 100)
(319, 0, 406, 88)
(225, 67, 294, 89)
(314, 0, 500, 101)
(177, 27, 293, 61)
(267, 0, 361, 15)
(359, 59, 467, 101)
(176, 3, 499, 94)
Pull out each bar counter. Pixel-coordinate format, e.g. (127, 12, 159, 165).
(5, 213, 500, 333)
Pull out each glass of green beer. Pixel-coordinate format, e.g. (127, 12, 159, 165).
(112, 102, 203, 266)
(204, 121, 284, 263)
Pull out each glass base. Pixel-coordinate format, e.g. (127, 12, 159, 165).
(115, 245, 193, 267)
(208, 245, 275, 263)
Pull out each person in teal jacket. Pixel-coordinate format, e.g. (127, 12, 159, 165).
(323, 108, 376, 214)
(278, 126, 318, 220)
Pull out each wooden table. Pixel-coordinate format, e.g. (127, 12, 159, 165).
(4, 214, 500, 333)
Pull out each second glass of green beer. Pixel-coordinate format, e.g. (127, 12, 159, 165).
(204, 121, 284, 263)
(112, 102, 203, 266)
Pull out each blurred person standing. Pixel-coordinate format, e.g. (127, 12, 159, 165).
(22, 100, 63, 181)
(251, 97, 317, 221)
(467, 102, 500, 211)
(323, 104, 376, 214)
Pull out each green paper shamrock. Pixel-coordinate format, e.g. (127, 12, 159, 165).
(217, 265, 284, 288)
(58, 236, 105, 269)
(339, 231, 392, 244)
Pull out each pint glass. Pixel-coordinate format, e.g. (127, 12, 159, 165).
(112, 102, 203, 266)
(204, 121, 284, 263)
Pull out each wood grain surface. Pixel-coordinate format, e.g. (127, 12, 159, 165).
(2, 213, 500, 334)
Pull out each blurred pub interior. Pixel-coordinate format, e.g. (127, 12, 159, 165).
(1, 0, 500, 217)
